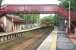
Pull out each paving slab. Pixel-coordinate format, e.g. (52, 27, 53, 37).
(57, 33, 76, 50)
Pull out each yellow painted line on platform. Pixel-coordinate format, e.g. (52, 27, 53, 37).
(50, 31, 57, 50)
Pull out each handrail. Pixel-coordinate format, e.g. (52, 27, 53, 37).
(0, 26, 41, 36)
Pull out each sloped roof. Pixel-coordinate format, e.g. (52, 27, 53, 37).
(6, 15, 25, 24)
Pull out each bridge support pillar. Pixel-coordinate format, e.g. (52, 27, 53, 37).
(18, 33, 20, 37)
(7, 35, 11, 40)
(0, 36, 4, 42)
(20, 33, 22, 37)
(4, 36, 8, 41)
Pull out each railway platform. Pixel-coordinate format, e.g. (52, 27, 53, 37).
(37, 27, 76, 50)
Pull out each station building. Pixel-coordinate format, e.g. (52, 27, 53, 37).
(0, 14, 25, 32)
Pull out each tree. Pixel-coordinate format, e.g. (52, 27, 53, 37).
(0, 0, 3, 7)
(40, 15, 61, 27)
(23, 14, 40, 24)
(12, 13, 40, 24)
(59, 0, 76, 11)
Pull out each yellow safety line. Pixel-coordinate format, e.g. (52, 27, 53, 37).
(50, 31, 57, 50)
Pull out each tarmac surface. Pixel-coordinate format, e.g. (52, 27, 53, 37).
(57, 33, 76, 50)
(37, 27, 76, 50)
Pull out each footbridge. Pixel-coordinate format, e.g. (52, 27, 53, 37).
(0, 4, 76, 21)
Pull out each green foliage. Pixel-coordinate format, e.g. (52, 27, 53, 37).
(13, 14, 40, 24)
(59, 0, 76, 11)
(0, 0, 3, 6)
(24, 14, 40, 24)
(40, 15, 61, 26)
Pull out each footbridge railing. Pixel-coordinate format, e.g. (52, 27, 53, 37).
(0, 4, 76, 21)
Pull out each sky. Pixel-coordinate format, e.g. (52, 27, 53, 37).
(40, 14, 55, 19)
(2, 0, 60, 18)
(2, 0, 60, 5)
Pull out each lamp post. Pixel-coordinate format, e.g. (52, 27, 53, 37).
(68, 1, 71, 32)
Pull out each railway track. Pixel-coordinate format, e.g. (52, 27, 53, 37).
(23, 27, 51, 50)
(0, 27, 52, 50)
